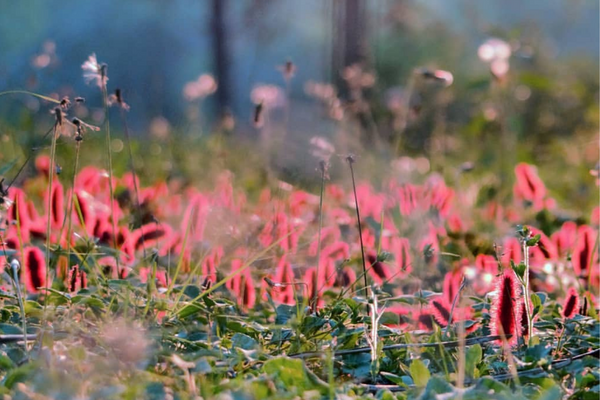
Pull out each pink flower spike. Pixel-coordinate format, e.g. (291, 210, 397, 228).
(562, 287, 580, 319)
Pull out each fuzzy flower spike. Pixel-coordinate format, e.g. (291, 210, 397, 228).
(490, 269, 522, 345)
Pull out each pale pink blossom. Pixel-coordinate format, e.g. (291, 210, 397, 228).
(251, 84, 285, 108)
(309, 136, 335, 162)
(478, 38, 512, 62)
(183, 74, 217, 101)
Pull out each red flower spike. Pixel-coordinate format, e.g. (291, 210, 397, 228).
(35, 155, 51, 177)
(392, 237, 412, 275)
(367, 253, 392, 285)
(334, 266, 356, 288)
(551, 221, 577, 258)
(227, 256, 256, 309)
(442, 270, 462, 305)
(139, 267, 168, 288)
(528, 227, 558, 266)
(490, 270, 521, 345)
(518, 297, 536, 338)
(67, 265, 87, 293)
(8, 188, 30, 227)
(272, 255, 295, 305)
(562, 287, 580, 319)
(431, 297, 451, 327)
(308, 227, 341, 256)
(45, 180, 65, 229)
(513, 163, 547, 210)
(23, 246, 46, 294)
(572, 225, 598, 278)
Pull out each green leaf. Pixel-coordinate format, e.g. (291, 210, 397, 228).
(422, 376, 453, 396)
(275, 304, 295, 325)
(465, 344, 482, 379)
(531, 292, 543, 317)
(0, 353, 15, 370)
(0, 324, 22, 335)
(377, 390, 397, 400)
(517, 225, 530, 238)
(107, 279, 132, 290)
(511, 260, 527, 281)
(3, 363, 36, 389)
(535, 292, 547, 305)
(527, 234, 541, 247)
(145, 382, 167, 400)
(409, 358, 430, 387)
(537, 385, 563, 400)
(263, 357, 328, 394)
(380, 372, 408, 387)
(231, 333, 257, 350)
(176, 302, 205, 319)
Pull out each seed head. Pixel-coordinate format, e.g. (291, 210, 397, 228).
(82, 53, 108, 88)
(59, 97, 71, 110)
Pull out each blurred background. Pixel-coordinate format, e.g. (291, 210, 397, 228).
(0, 0, 598, 209)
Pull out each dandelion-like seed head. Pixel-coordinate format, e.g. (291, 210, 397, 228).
(60, 97, 71, 110)
(82, 53, 109, 88)
(70, 117, 99, 141)
(309, 136, 335, 163)
(278, 60, 296, 81)
(108, 88, 130, 111)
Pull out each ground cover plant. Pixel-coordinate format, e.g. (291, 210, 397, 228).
(0, 36, 598, 400)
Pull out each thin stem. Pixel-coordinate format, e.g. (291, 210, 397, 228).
(65, 141, 82, 273)
(444, 277, 467, 337)
(43, 126, 58, 316)
(521, 239, 533, 347)
(312, 164, 326, 310)
(11, 266, 28, 354)
(347, 158, 369, 303)
(119, 106, 146, 260)
(290, 334, 510, 359)
(7, 126, 54, 191)
(2, 240, 27, 353)
(0, 90, 61, 104)
(100, 83, 120, 271)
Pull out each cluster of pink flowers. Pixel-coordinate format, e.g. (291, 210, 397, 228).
(0, 157, 596, 336)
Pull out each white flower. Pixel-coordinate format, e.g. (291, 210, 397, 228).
(81, 53, 108, 88)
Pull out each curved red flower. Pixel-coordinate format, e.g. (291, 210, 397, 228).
(490, 270, 521, 345)
(562, 287, 579, 319)
(23, 246, 46, 294)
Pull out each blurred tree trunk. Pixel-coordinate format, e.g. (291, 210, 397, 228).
(332, 0, 367, 94)
(212, 0, 230, 115)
